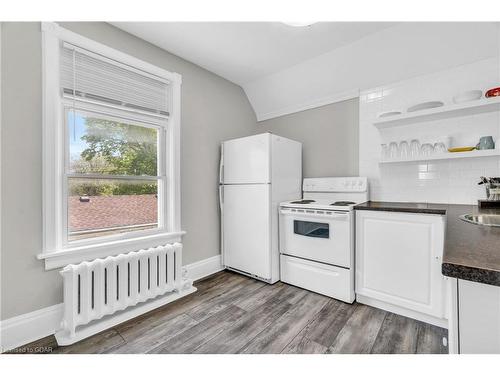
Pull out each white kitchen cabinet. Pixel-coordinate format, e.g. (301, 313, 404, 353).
(355, 210, 447, 327)
(458, 279, 500, 354)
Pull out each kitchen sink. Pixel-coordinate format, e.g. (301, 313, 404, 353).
(460, 214, 500, 227)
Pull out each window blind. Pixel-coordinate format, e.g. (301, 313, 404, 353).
(60, 43, 170, 117)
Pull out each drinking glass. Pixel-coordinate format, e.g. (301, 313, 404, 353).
(380, 144, 389, 161)
(388, 141, 399, 160)
(399, 140, 410, 159)
(421, 143, 434, 157)
(410, 139, 421, 159)
(434, 142, 447, 154)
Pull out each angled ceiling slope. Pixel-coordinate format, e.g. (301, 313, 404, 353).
(111, 22, 395, 85)
(112, 22, 499, 121)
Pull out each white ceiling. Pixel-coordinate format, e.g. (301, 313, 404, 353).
(244, 22, 500, 121)
(111, 22, 396, 85)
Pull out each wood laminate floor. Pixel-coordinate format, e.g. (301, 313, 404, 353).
(10, 271, 448, 354)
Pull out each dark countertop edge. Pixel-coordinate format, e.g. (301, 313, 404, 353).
(354, 202, 447, 215)
(442, 263, 500, 287)
(354, 205, 446, 215)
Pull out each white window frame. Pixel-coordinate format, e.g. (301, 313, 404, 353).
(38, 23, 183, 270)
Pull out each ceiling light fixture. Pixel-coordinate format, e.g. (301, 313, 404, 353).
(282, 22, 317, 27)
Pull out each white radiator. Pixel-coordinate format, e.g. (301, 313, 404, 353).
(55, 243, 195, 346)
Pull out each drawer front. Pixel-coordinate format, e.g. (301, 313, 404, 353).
(280, 255, 354, 303)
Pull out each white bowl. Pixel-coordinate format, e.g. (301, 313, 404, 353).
(407, 101, 444, 112)
(452, 90, 482, 104)
(378, 110, 402, 118)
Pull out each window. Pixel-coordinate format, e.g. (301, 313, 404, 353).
(66, 109, 162, 242)
(40, 23, 182, 269)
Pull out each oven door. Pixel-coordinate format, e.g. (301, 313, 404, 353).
(279, 208, 352, 268)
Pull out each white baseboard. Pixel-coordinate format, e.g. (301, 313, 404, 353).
(0, 303, 63, 353)
(0, 255, 222, 352)
(185, 254, 223, 281)
(356, 294, 448, 329)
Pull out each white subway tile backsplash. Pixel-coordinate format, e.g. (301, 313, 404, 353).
(418, 171, 438, 180)
(360, 57, 500, 205)
(483, 168, 499, 178)
(368, 157, 498, 204)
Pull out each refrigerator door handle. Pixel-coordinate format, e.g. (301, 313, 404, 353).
(219, 184, 224, 265)
(219, 185, 224, 208)
(219, 145, 224, 184)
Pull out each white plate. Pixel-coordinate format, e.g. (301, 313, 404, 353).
(453, 90, 482, 104)
(407, 101, 444, 112)
(378, 111, 402, 118)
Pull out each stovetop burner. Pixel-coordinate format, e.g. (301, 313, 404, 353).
(290, 199, 316, 204)
(331, 201, 356, 206)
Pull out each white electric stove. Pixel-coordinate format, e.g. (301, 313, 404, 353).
(279, 177, 368, 303)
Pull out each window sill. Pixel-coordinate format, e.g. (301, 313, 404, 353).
(37, 231, 186, 270)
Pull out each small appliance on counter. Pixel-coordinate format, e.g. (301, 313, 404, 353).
(478, 176, 500, 208)
(278, 177, 368, 303)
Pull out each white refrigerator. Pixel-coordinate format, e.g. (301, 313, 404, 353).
(219, 133, 302, 283)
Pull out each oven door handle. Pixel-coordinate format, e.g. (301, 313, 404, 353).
(279, 208, 349, 220)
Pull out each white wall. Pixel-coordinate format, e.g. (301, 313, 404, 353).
(254, 99, 359, 178)
(1, 22, 256, 320)
(359, 57, 500, 204)
(246, 23, 500, 121)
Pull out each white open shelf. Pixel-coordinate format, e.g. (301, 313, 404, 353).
(379, 149, 500, 164)
(373, 96, 500, 129)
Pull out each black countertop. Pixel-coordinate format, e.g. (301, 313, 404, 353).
(354, 201, 500, 287)
(354, 201, 448, 215)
